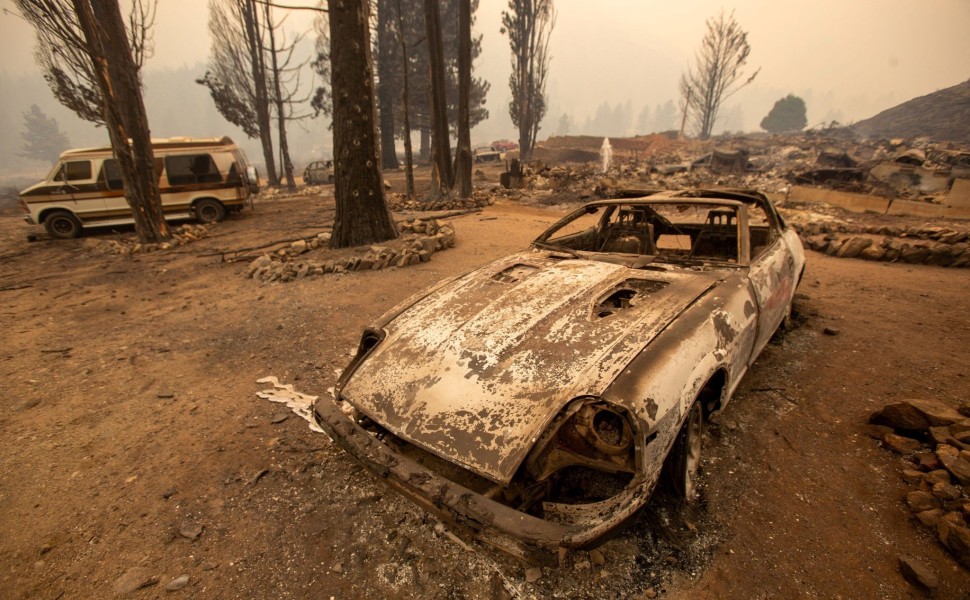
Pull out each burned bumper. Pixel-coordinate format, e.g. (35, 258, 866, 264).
(313, 396, 574, 564)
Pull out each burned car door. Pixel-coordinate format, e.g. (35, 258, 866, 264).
(746, 204, 796, 359)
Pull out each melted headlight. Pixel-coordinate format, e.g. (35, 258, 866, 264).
(524, 397, 638, 481)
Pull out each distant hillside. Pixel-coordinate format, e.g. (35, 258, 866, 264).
(852, 79, 970, 143)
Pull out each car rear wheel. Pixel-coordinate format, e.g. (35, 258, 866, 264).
(44, 210, 82, 239)
(665, 401, 703, 501)
(194, 199, 226, 224)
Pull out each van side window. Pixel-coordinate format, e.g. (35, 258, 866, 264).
(55, 160, 92, 182)
(165, 154, 222, 185)
(99, 159, 124, 190)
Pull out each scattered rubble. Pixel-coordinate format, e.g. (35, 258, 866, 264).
(246, 219, 457, 283)
(869, 399, 970, 568)
(81, 224, 209, 255)
(525, 133, 970, 205)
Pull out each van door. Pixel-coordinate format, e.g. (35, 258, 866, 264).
(53, 159, 104, 221)
(99, 159, 129, 219)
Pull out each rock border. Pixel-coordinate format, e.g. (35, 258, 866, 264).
(246, 219, 456, 283)
(82, 224, 210, 256)
(794, 223, 970, 268)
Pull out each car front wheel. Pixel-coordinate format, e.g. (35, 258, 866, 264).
(665, 401, 703, 501)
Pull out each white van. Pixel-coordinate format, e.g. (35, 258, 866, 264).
(19, 136, 259, 239)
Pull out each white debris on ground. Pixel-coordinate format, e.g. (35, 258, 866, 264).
(256, 376, 326, 435)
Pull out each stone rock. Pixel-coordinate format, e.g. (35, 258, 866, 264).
(897, 556, 939, 592)
(165, 575, 189, 591)
(823, 327, 840, 336)
(902, 469, 924, 484)
(332, 562, 343, 573)
(928, 426, 954, 446)
(113, 567, 158, 595)
(882, 433, 922, 455)
(836, 237, 872, 258)
(923, 470, 951, 485)
(524, 567, 542, 583)
(916, 508, 945, 528)
(932, 480, 963, 501)
(859, 245, 885, 261)
(916, 452, 943, 472)
(290, 240, 308, 254)
(906, 490, 939, 512)
(863, 424, 894, 440)
(900, 245, 931, 264)
(179, 523, 203, 540)
(959, 403, 970, 418)
(937, 451, 970, 485)
(943, 523, 970, 568)
(870, 399, 965, 434)
(589, 549, 606, 566)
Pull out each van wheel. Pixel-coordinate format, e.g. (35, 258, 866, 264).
(44, 210, 82, 239)
(194, 199, 226, 224)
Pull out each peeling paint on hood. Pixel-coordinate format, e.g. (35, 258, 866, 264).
(341, 251, 718, 484)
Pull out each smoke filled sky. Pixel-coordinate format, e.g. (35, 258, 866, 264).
(0, 0, 968, 143)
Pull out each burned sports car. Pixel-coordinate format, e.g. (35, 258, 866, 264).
(314, 189, 805, 563)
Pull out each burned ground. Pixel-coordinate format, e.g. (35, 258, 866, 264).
(1, 164, 969, 598)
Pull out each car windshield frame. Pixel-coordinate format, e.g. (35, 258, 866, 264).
(532, 198, 752, 267)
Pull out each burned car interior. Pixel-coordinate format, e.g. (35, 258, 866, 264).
(538, 191, 779, 266)
(315, 189, 805, 564)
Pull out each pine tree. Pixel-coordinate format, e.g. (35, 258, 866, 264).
(760, 94, 807, 133)
(19, 104, 70, 162)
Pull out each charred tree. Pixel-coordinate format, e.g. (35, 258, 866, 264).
(263, 2, 296, 190)
(15, 0, 154, 126)
(679, 10, 759, 140)
(327, 0, 398, 248)
(395, 0, 415, 198)
(73, 0, 169, 243)
(242, 0, 279, 186)
(310, 13, 332, 119)
(453, 0, 472, 198)
(424, 0, 453, 196)
(501, 0, 555, 161)
(376, 0, 400, 170)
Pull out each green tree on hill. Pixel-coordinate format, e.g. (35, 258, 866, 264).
(761, 94, 808, 133)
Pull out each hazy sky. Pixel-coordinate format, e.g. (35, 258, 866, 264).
(1, 0, 969, 140)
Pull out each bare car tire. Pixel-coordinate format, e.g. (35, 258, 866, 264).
(194, 199, 226, 224)
(665, 401, 703, 501)
(44, 210, 82, 239)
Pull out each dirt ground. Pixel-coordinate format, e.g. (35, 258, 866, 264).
(1, 168, 969, 599)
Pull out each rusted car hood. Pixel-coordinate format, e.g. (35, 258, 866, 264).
(341, 252, 718, 484)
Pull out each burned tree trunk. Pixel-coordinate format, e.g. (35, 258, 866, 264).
(376, 0, 400, 170)
(395, 0, 415, 199)
(242, 0, 278, 186)
(424, 0, 453, 196)
(327, 0, 398, 248)
(74, 0, 170, 243)
(452, 0, 473, 198)
(264, 1, 295, 191)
